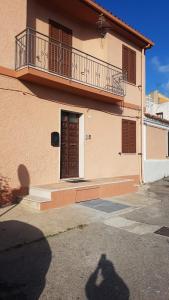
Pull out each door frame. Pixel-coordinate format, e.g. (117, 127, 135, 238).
(59, 109, 84, 180)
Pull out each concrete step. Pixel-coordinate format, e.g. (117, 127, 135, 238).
(21, 195, 51, 210)
(29, 187, 52, 199)
(22, 178, 139, 211)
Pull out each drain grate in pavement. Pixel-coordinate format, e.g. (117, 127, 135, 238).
(155, 226, 169, 237)
(79, 199, 129, 213)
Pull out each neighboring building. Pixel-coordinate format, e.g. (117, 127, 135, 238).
(148, 90, 169, 104)
(146, 95, 169, 120)
(0, 0, 153, 209)
(144, 92, 169, 182)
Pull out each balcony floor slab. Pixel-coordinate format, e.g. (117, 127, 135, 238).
(16, 67, 124, 104)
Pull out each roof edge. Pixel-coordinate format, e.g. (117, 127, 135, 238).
(145, 113, 169, 125)
(83, 0, 154, 48)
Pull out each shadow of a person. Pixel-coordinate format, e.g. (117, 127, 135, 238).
(86, 254, 129, 300)
(0, 221, 52, 299)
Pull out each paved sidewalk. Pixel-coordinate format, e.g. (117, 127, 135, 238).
(0, 185, 158, 252)
(1, 180, 169, 299)
(123, 178, 169, 227)
(0, 203, 106, 251)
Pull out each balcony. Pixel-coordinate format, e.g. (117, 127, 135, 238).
(15, 28, 126, 103)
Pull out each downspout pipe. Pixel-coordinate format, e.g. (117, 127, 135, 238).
(140, 48, 144, 184)
(140, 43, 152, 184)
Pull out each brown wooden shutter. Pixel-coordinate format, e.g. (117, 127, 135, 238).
(129, 49, 136, 84)
(62, 28, 72, 47)
(49, 20, 61, 42)
(128, 120, 136, 153)
(122, 45, 136, 85)
(122, 119, 129, 153)
(122, 45, 129, 79)
(61, 26, 72, 77)
(28, 29, 36, 66)
(49, 20, 72, 76)
(49, 21, 60, 73)
(122, 119, 136, 153)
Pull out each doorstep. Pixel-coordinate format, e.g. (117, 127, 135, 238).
(21, 175, 139, 211)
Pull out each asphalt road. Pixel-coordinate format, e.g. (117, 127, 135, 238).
(0, 179, 169, 300)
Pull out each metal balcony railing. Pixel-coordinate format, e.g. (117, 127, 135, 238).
(15, 28, 126, 97)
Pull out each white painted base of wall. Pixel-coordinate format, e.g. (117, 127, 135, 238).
(144, 159, 169, 183)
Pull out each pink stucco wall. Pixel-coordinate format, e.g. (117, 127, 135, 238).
(0, 0, 27, 69)
(0, 0, 145, 192)
(146, 126, 167, 159)
(27, 0, 145, 107)
(0, 75, 141, 190)
(0, 0, 145, 110)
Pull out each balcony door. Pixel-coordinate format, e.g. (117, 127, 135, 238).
(49, 20, 72, 77)
(60, 111, 79, 179)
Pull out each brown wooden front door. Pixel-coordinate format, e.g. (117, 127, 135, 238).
(49, 20, 72, 77)
(60, 111, 79, 179)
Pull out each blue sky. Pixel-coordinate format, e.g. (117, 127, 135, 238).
(99, 0, 169, 96)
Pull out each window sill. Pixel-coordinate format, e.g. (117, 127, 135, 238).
(119, 152, 137, 155)
(122, 153, 137, 155)
(124, 80, 136, 87)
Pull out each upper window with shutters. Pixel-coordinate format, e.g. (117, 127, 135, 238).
(49, 20, 72, 77)
(122, 45, 136, 85)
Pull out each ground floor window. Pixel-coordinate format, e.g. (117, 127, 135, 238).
(122, 119, 136, 153)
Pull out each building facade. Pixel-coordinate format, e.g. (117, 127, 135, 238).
(148, 90, 169, 104)
(144, 92, 169, 182)
(146, 92, 169, 119)
(0, 0, 153, 207)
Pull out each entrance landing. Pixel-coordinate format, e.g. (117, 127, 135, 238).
(22, 176, 139, 210)
(36, 177, 133, 191)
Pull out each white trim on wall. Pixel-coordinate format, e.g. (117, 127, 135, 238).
(144, 160, 169, 183)
(143, 124, 147, 160)
(143, 117, 169, 182)
(79, 114, 85, 178)
(166, 130, 168, 157)
(58, 108, 61, 181)
(165, 130, 169, 158)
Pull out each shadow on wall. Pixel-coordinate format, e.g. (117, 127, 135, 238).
(24, 81, 123, 116)
(0, 220, 52, 299)
(27, 0, 100, 42)
(86, 254, 129, 300)
(15, 164, 30, 197)
(0, 175, 13, 207)
(0, 164, 30, 207)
